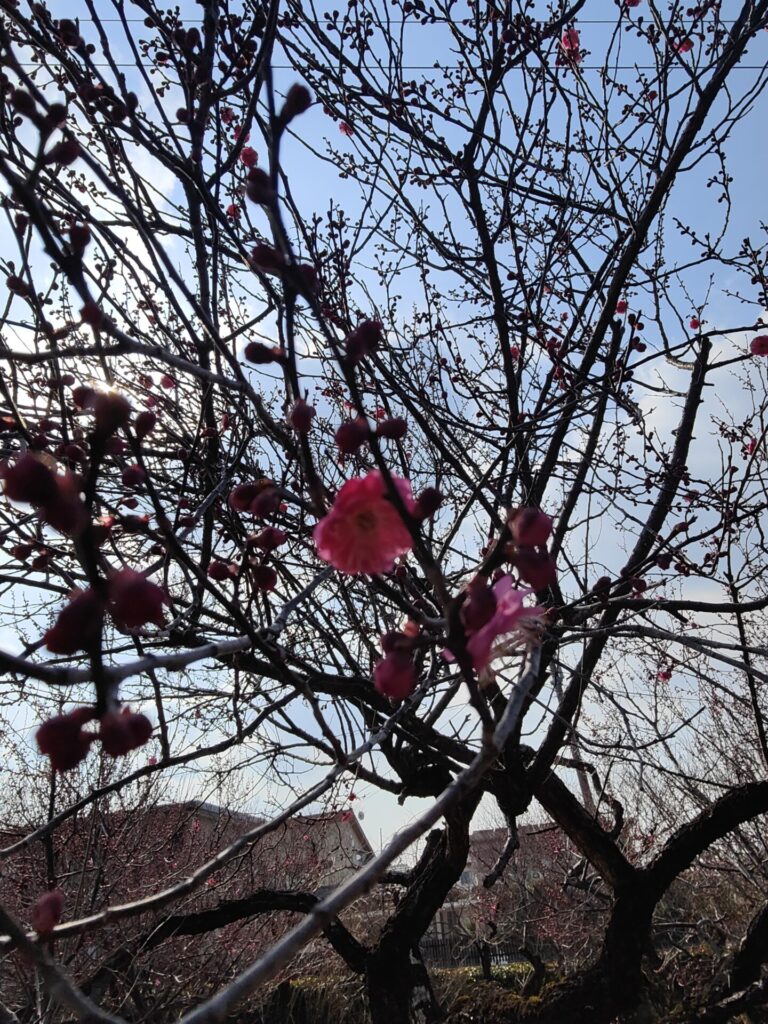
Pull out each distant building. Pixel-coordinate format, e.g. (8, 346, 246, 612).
(424, 821, 584, 965)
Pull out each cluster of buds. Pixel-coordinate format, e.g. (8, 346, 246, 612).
(36, 704, 152, 773)
(334, 414, 420, 457)
(44, 570, 168, 657)
(557, 27, 582, 65)
(247, 243, 318, 295)
(229, 486, 287, 591)
(506, 507, 557, 591)
(228, 478, 281, 517)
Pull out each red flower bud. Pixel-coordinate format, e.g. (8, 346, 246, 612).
(229, 482, 261, 511)
(30, 890, 64, 936)
(615, 299, 628, 314)
(592, 575, 612, 598)
(134, 410, 157, 440)
(373, 651, 416, 701)
(45, 138, 81, 165)
(244, 341, 283, 364)
(92, 391, 131, 435)
(250, 243, 284, 274)
(508, 507, 553, 548)
(6, 275, 31, 297)
(228, 479, 279, 516)
(512, 547, 557, 590)
(40, 472, 87, 535)
(71, 384, 95, 409)
(381, 630, 414, 654)
(207, 560, 235, 581)
(462, 577, 497, 631)
(289, 398, 316, 433)
(58, 441, 87, 464)
(80, 301, 104, 328)
(11, 89, 37, 117)
(335, 418, 369, 454)
(36, 707, 96, 772)
(245, 168, 275, 205)
(99, 708, 153, 757)
(750, 335, 768, 357)
(160, 374, 177, 389)
(249, 526, 287, 551)
(280, 83, 312, 122)
(415, 486, 442, 519)
(46, 108, 67, 132)
(69, 224, 91, 252)
(121, 464, 146, 488)
(295, 263, 318, 293)
(377, 417, 407, 440)
(345, 319, 383, 363)
(251, 564, 278, 590)
(239, 145, 258, 167)
(43, 589, 104, 654)
(2, 454, 58, 505)
(109, 569, 167, 629)
(105, 436, 127, 456)
(250, 486, 281, 517)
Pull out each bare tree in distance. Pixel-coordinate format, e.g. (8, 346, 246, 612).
(1, 0, 768, 1022)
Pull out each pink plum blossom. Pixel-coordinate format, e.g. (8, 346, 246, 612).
(447, 575, 545, 672)
(314, 471, 415, 575)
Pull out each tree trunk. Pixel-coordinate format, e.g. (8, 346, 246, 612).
(366, 946, 442, 1024)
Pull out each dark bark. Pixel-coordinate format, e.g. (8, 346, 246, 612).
(366, 794, 480, 1023)
(648, 782, 768, 896)
(731, 900, 768, 992)
(81, 888, 368, 1000)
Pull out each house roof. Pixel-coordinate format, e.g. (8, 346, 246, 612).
(174, 801, 374, 855)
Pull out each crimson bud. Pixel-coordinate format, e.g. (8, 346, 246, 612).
(509, 507, 553, 548)
(30, 890, 64, 936)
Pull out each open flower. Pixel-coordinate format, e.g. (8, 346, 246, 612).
(447, 575, 545, 672)
(314, 470, 415, 575)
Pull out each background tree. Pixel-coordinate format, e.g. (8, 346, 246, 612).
(1, 1, 768, 1022)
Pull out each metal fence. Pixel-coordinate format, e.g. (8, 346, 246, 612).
(419, 937, 522, 969)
